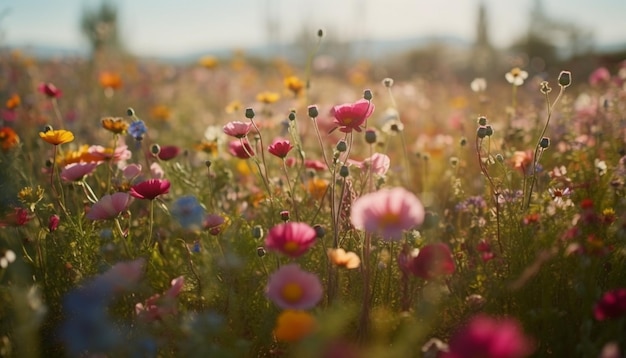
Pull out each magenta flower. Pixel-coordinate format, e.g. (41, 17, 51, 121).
(268, 138, 293, 159)
(589, 67, 611, 86)
(228, 139, 254, 159)
(348, 152, 390, 176)
(60, 162, 100, 182)
(406, 243, 455, 280)
(129, 179, 170, 200)
(593, 288, 626, 321)
(265, 264, 323, 309)
(330, 98, 374, 133)
(48, 214, 60, 232)
(223, 121, 253, 138)
(350, 187, 425, 240)
(157, 145, 181, 161)
(38, 82, 62, 98)
(136, 276, 185, 322)
(86, 192, 133, 220)
(265, 222, 317, 258)
(443, 314, 535, 358)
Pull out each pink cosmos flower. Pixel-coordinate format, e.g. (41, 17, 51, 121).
(98, 258, 145, 292)
(304, 159, 326, 171)
(265, 222, 317, 258)
(593, 288, 626, 321)
(330, 98, 374, 133)
(38, 82, 62, 98)
(406, 243, 455, 280)
(204, 213, 226, 235)
(122, 164, 142, 181)
(157, 145, 181, 161)
(60, 162, 100, 182)
(136, 276, 184, 322)
(86, 192, 133, 220)
(265, 264, 323, 310)
(129, 179, 170, 200)
(350, 187, 425, 240)
(228, 139, 254, 159)
(268, 138, 293, 159)
(443, 314, 535, 358)
(150, 162, 164, 179)
(87, 144, 132, 164)
(589, 67, 611, 86)
(223, 121, 253, 138)
(348, 153, 390, 176)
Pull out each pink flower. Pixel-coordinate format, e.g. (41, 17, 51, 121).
(443, 314, 535, 358)
(48, 214, 60, 232)
(86, 192, 133, 220)
(204, 213, 226, 235)
(136, 276, 184, 322)
(593, 288, 626, 321)
(304, 159, 326, 171)
(60, 162, 100, 182)
(350, 187, 425, 240)
(268, 138, 293, 159)
(265, 264, 323, 309)
(265, 222, 317, 258)
(157, 145, 181, 161)
(87, 144, 132, 164)
(589, 67, 611, 86)
(228, 139, 254, 159)
(223, 121, 253, 138)
(98, 258, 145, 292)
(38, 82, 62, 98)
(150, 162, 164, 179)
(348, 153, 390, 176)
(407, 243, 455, 280)
(122, 164, 142, 180)
(330, 98, 374, 133)
(129, 179, 170, 200)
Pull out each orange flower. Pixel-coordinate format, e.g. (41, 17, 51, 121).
(101, 117, 129, 134)
(0, 127, 20, 151)
(5, 94, 21, 110)
(273, 310, 316, 342)
(151, 105, 171, 121)
(39, 129, 74, 145)
(198, 55, 219, 69)
(256, 91, 280, 104)
(99, 71, 123, 90)
(511, 150, 533, 172)
(307, 178, 329, 200)
(327, 248, 361, 269)
(284, 76, 304, 96)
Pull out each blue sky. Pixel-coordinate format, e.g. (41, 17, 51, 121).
(1, 0, 625, 57)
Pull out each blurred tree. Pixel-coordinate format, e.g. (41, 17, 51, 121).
(471, 3, 497, 77)
(79, 1, 125, 61)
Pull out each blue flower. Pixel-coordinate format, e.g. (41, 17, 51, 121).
(171, 196, 205, 230)
(128, 120, 147, 140)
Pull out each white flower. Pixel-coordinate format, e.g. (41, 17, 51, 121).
(0, 250, 16, 268)
(595, 159, 607, 176)
(505, 67, 529, 86)
(470, 77, 487, 92)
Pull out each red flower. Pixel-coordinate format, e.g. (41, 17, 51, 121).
(38, 82, 62, 98)
(0, 207, 30, 227)
(129, 179, 171, 200)
(268, 138, 293, 159)
(157, 145, 181, 161)
(330, 99, 374, 133)
(594, 288, 626, 321)
(407, 243, 455, 280)
(48, 214, 60, 232)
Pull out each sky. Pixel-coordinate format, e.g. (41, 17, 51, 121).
(1, 0, 625, 58)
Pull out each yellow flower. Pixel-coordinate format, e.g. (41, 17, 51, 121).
(225, 100, 242, 114)
(199, 55, 219, 69)
(284, 76, 305, 96)
(101, 117, 129, 134)
(256, 91, 280, 104)
(39, 129, 74, 145)
(194, 141, 218, 156)
(273, 310, 316, 342)
(307, 178, 329, 200)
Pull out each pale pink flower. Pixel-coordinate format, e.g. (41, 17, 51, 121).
(136, 276, 185, 322)
(330, 98, 375, 133)
(228, 139, 254, 159)
(589, 67, 611, 86)
(98, 258, 145, 292)
(122, 164, 142, 180)
(265, 222, 317, 258)
(265, 264, 322, 310)
(86, 192, 133, 220)
(348, 153, 390, 176)
(223, 121, 253, 138)
(350, 187, 425, 240)
(150, 162, 164, 179)
(60, 162, 100, 182)
(87, 144, 131, 164)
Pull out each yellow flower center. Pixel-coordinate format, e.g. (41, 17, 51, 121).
(342, 117, 353, 124)
(281, 283, 303, 303)
(379, 212, 400, 228)
(283, 241, 299, 253)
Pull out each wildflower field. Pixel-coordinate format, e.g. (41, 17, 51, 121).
(1, 39, 626, 357)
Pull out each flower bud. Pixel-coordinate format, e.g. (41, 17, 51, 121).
(363, 89, 373, 101)
(43, 124, 53, 133)
(477, 126, 488, 139)
(339, 165, 349, 178)
(382, 78, 394, 88)
(280, 210, 290, 222)
(317, 29, 323, 38)
(150, 144, 161, 155)
(558, 71, 572, 88)
(307, 105, 319, 118)
(477, 116, 487, 126)
(252, 225, 264, 239)
(313, 224, 325, 238)
(245, 107, 255, 119)
(540, 81, 552, 94)
(257, 246, 266, 257)
(288, 111, 296, 121)
(205, 160, 212, 168)
(495, 153, 504, 163)
(485, 125, 493, 137)
(336, 140, 348, 152)
(127, 107, 135, 116)
(48, 214, 60, 232)
(459, 137, 467, 146)
(539, 136, 550, 149)
(365, 129, 377, 144)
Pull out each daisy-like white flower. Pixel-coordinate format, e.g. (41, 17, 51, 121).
(505, 67, 529, 86)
